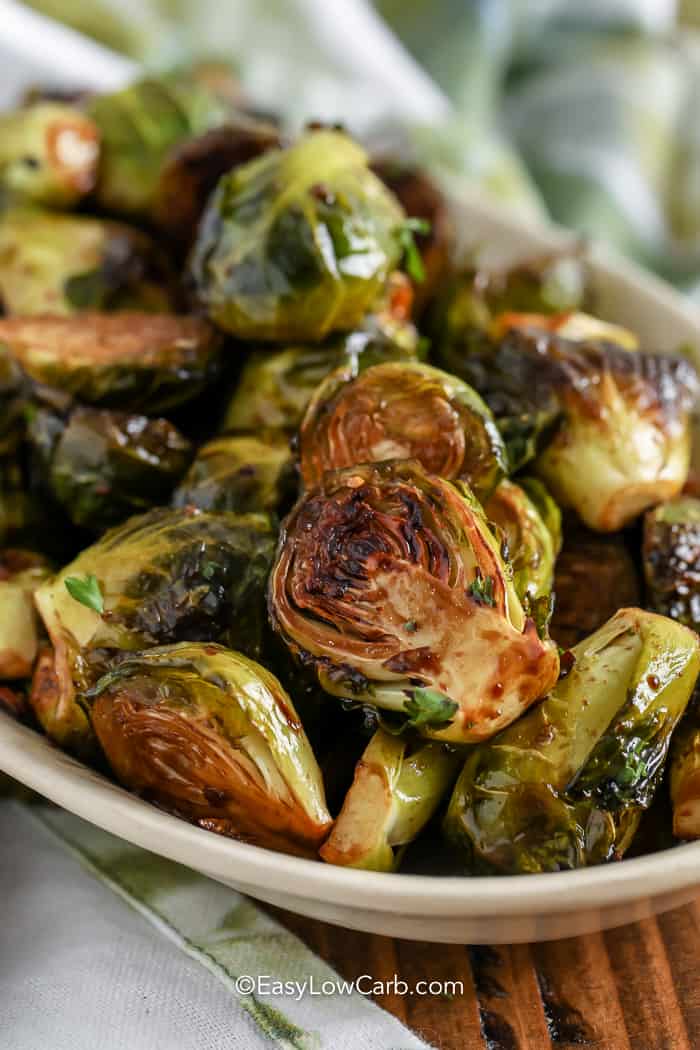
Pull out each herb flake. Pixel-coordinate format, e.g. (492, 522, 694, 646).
(65, 574, 104, 614)
(403, 687, 458, 730)
(397, 217, 431, 283)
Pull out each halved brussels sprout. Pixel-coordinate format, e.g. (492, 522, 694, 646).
(153, 116, 281, 246)
(0, 313, 221, 412)
(269, 460, 560, 745)
(189, 129, 405, 341)
(319, 729, 459, 871)
(0, 208, 174, 316)
(299, 360, 507, 499)
(441, 322, 698, 531)
(222, 281, 420, 434)
(173, 431, 295, 516)
(372, 159, 453, 314)
(0, 549, 50, 679)
(534, 338, 697, 531)
(549, 524, 641, 650)
(30, 405, 192, 531)
(84, 642, 332, 857)
(88, 74, 233, 219)
(484, 478, 561, 604)
(643, 497, 700, 631)
(0, 102, 99, 208)
(33, 507, 276, 753)
(444, 608, 700, 873)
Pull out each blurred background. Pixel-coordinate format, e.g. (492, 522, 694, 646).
(7, 0, 700, 296)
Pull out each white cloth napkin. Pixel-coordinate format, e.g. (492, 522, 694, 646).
(0, 800, 432, 1049)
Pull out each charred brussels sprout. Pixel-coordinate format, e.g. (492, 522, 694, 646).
(319, 729, 459, 871)
(0, 549, 50, 679)
(33, 507, 276, 753)
(484, 479, 561, 604)
(153, 116, 281, 246)
(443, 321, 698, 531)
(30, 405, 192, 530)
(173, 431, 295, 516)
(0, 208, 174, 316)
(222, 286, 420, 433)
(269, 460, 560, 745)
(299, 360, 507, 499)
(431, 250, 590, 366)
(643, 497, 700, 631)
(444, 608, 700, 873)
(0, 102, 99, 207)
(84, 642, 332, 857)
(549, 525, 641, 650)
(88, 74, 232, 219)
(533, 338, 697, 531)
(189, 130, 405, 341)
(0, 313, 221, 411)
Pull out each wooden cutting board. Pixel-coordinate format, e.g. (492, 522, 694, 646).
(269, 900, 700, 1049)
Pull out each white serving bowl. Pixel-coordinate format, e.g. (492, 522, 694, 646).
(1, 190, 698, 943)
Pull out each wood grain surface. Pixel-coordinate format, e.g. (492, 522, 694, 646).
(267, 900, 700, 1049)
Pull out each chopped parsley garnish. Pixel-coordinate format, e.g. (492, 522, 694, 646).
(65, 574, 104, 614)
(403, 687, 458, 730)
(468, 573, 496, 607)
(397, 217, 431, 283)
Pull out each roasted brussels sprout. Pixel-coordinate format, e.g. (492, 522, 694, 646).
(0, 313, 221, 412)
(319, 729, 459, 871)
(153, 117, 281, 246)
(299, 360, 507, 499)
(484, 478, 561, 604)
(444, 608, 700, 873)
(0, 344, 26, 456)
(441, 321, 698, 531)
(670, 700, 700, 840)
(0, 549, 50, 679)
(189, 130, 405, 341)
(222, 284, 420, 434)
(549, 524, 641, 650)
(33, 507, 276, 753)
(372, 159, 453, 315)
(0, 208, 174, 316)
(84, 642, 332, 857)
(88, 74, 233, 219)
(643, 497, 700, 631)
(30, 405, 192, 531)
(269, 460, 560, 745)
(431, 250, 590, 365)
(0, 102, 99, 208)
(173, 431, 295, 517)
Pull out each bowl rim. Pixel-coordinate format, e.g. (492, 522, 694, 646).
(3, 192, 700, 920)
